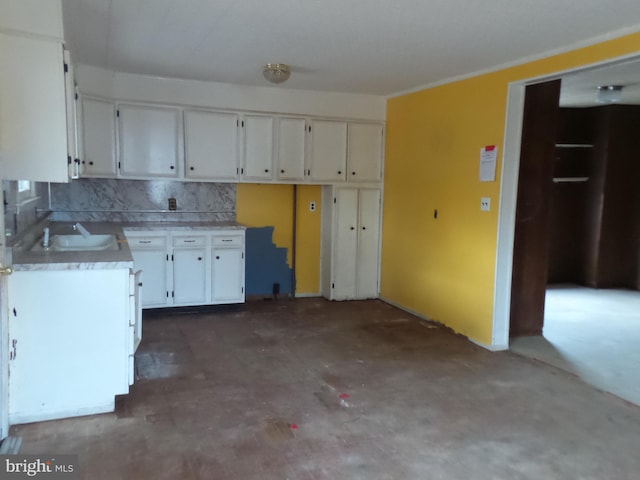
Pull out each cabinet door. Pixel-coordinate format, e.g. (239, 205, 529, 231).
(128, 237, 169, 308)
(79, 97, 117, 177)
(348, 123, 383, 182)
(243, 115, 274, 181)
(172, 248, 207, 305)
(212, 248, 244, 303)
(0, 33, 68, 182)
(185, 110, 239, 180)
(356, 189, 381, 298)
(119, 104, 179, 178)
(8, 270, 129, 424)
(333, 188, 359, 300)
(64, 50, 79, 179)
(277, 117, 306, 181)
(308, 119, 347, 183)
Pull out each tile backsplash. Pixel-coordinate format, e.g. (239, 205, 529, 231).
(46, 178, 236, 223)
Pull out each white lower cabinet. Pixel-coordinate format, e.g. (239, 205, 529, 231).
(212, 234, 245, 303)
(321, 187, 381, 300)
(126, 234, 169, 308)
(172, 235, 207, 305)
(7, 268, 133, 424)
(125, 229, 245, 308)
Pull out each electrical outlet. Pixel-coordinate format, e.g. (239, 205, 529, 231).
(480, 197, 491, 212)
(309, 201, 316, 212)
(168, 198, 177, 211)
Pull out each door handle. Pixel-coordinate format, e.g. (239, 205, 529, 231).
(0, 266, 13, 275)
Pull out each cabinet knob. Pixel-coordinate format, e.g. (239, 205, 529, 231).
(198, 257, 202, 261)
(89, 161, 94, 166)
(216, 256, 220, 260)
(350, 226, 355, 230)
(362, 226, 366, 230)
(170, 165, 175, 170)
(138, 282, 143, 287)
(190, 166, 194, 171)
(280, 169, 285, 173)
(264, 169, 269, 173)
(338, 170, 342, 175)
(82, 160, 86, 165)
(352, 172, 356, 175)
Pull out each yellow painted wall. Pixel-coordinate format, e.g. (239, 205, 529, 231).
(236, 183, 321, 295)
(382, 33, 640, 345)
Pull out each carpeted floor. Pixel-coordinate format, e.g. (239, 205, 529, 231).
(510, 285, 640, 406)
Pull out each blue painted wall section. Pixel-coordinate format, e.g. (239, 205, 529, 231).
(245, 227, 292, 295)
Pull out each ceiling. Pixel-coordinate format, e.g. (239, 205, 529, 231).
(61, 0, 640, 97)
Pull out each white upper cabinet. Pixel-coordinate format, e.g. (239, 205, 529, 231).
(347, 122, 383, 182)
(0, 0, 63, 39)
(79, 97, 117, 177)
(0, 33, 69, 183)
(64, 50, 79, 179)
(184, 110, 239, 181)
(118, 104, 180, 178)
(307, 119, 348, 183)
(242, 115, 274, 181)
(276, 117, 306, 181)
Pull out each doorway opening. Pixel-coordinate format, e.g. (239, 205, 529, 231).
(499, 56, 640, 405)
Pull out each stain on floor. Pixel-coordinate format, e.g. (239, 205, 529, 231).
(10, 298, 640, 479)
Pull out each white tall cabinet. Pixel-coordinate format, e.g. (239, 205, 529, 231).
(321, 187, 382, 300)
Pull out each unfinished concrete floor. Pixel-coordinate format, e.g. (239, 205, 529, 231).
(11, 298, 640, 479)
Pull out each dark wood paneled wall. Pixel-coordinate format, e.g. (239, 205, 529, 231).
(510, 80, 561, 337)
(548, 106, 640, 290)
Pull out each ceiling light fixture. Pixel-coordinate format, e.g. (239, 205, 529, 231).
(596, 85, 624, 103)
(262, 63, 291, 84)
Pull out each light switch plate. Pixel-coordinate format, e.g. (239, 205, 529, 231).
(480, 197, 490, 211)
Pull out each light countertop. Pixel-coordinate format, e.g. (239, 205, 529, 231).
(9, 220, 246, 271)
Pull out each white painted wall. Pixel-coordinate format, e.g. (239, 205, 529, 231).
(76, 65, 386, 121)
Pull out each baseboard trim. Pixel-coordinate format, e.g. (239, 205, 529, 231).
(470, 338, 509, 352)
(379, 296, 508, 352)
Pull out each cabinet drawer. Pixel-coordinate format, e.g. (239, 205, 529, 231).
(212, 235, 243, 247)
(172, 235, 206, 247)
(127, 236, 166, 249)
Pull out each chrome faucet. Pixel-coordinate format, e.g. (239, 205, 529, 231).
(73, 222, 91, 239)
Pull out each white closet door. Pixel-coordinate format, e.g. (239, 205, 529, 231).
(333, 188, 359, 299)
(357, 189, 381, 298)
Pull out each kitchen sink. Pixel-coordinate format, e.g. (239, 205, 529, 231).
(31, 234, 120, 252)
